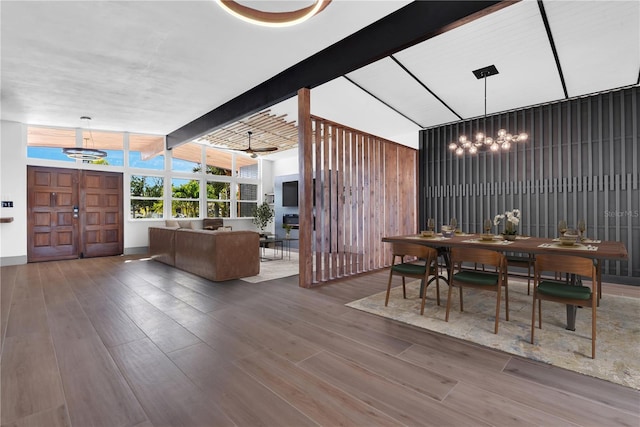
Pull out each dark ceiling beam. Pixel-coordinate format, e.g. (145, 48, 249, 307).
(167, 0, 517, 149)
(538, 0, 568, 99)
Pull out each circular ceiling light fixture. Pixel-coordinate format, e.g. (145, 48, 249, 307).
(215, 0, 332, 28)
(62, 116, 107, 161)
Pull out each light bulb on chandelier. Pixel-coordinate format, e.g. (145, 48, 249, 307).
(449, 65, 527, 156)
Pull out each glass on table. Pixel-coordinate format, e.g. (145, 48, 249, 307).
(450, 217, 458, 229)
(483, 219, 492, 234)
(558, 220, 568, 237)
(427, 218, 435, 231)
(577, 219, 586, 240)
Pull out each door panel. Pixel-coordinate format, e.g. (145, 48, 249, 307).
(80, 170, 123, 258)
(27, 166, 79, 261)
(28, 166, 124, 261)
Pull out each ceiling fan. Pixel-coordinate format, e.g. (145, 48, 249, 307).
(240, 131, 278, 158)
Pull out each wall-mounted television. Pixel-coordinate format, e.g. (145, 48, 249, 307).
(282, 180, 298, 207)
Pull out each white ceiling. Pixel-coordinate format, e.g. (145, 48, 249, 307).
(2, 1, 639, 155)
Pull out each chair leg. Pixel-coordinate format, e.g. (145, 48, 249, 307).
(435, 272, 441, 306)
(592, 296, 597, 359)
(538, 299, 542, 328)
(530, 294, 536, 344)
(459, 285, 464, 312)
(526, 263, 531, 295)
(402, 277, 406, 299)
(445, 280, 454, 322)
(419, 276, 428, 315)
(385, 270, 394, 307)
(504, 280, 509, 322)
(494, 281, 501, 334)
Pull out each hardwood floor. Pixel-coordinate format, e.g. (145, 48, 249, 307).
(1, 255, 638, 427)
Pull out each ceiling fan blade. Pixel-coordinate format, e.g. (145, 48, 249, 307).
(246, 146, 278, 153)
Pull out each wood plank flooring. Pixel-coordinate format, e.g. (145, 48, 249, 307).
(1, 255, 638, 426)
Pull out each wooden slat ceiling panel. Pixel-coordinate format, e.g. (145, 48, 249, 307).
(199, 110, 299, 154)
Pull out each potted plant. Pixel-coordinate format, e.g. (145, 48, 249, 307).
(494, 209, 520, 241)
(252, 201, 274, 237)
(282, 223, 292, 239)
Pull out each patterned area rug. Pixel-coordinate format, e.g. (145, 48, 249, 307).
(241, 251, 299, 283)
(347, 278, 640, 389)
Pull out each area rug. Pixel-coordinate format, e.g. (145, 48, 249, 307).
(346, 278, 640, 389)
(241, 251, 299, 283)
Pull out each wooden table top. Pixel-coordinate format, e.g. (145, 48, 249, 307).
(382, 234, 629, 261)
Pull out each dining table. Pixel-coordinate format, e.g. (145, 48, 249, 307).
(382, 233, 629, 330)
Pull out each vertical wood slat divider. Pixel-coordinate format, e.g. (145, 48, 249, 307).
(297, 112, 417, 287)
(297, 89, 313, 288)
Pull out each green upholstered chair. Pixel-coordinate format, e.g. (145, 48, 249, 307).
(531, 254, 597, 359)
(385, 242, 440, 315)
(446, 247, 508, 334)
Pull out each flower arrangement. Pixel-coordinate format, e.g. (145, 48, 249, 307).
(494, 209, 520, 235)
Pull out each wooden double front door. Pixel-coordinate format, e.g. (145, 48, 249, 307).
(27, 166, 123, 262)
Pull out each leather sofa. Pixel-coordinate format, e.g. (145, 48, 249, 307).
(148, 227, 260, 281)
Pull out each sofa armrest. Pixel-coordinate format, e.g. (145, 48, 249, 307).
(148, 227, 176, 266)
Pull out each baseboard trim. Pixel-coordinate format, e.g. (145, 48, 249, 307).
(124, 246, 148, 255)
(0, 255, 28, 266)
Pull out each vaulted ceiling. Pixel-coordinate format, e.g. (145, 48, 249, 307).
(2, 1, 638, 158)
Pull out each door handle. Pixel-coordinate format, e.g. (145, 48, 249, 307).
(73, 206, 79, 218)
(51, 192, 56, 207)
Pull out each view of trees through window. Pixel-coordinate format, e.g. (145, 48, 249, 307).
(25, 126, 262, 220)
(130, 175, 164, 218)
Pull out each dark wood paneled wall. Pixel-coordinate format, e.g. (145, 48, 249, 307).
(298, 115, 417, 287)
(420, 86, 639, 281)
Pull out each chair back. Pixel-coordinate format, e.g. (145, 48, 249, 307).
(535, 254, 596, 281)
(390, 242, 437, 260)
(450, 247, 505, 270)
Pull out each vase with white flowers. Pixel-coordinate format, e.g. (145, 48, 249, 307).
(494, 209, 520, 241)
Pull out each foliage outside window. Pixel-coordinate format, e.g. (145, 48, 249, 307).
(207, 180, 231, 218)
(130, 175, 164, 219)
(172, 178, 200, 218)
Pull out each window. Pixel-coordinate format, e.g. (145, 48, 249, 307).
(27, 126, 125, 166)
(172, 178, 200, 218)
(130, 175, 164, 219)
(237, 183, 258, 217)
(237, 157, 258, 178)
(172, 143, 201, 173)
(27, 127, 78, 163)
(206, 181, 231, 217)
(129, 134, 164, 170)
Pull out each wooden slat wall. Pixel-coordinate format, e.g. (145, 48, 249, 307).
(298, 115, 418, 287)
(420, 86, 639, 281)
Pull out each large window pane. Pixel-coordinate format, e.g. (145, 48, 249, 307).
(172, 178, 200, 218)
(205, 146, 233, 175)
(237, 157, 258, 178)
(130, 175, 163, 219)
(27, 127, 77, 163)
(237, 183, 258, 217)
(206, 180, 231, 218)
(81, 130, 124, 166)
(129, 134, 164, 170)
(172, 143, 202, 173)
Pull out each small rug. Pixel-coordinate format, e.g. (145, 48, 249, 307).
(241, 251, 299, 283)
(346, 278, 640, 389)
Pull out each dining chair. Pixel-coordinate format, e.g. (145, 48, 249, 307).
(386, 242, 440, 315)
(506, 253, 534, 294)
(531, 254, 598, 358)
(445, 247, 508, 334)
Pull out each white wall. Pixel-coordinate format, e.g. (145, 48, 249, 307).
(0, 121, 28, 265)
(272, 153, 299, 176)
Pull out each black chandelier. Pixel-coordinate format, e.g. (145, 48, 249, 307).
(449, 65, 527, 156)
(62, 116, 107, 161)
